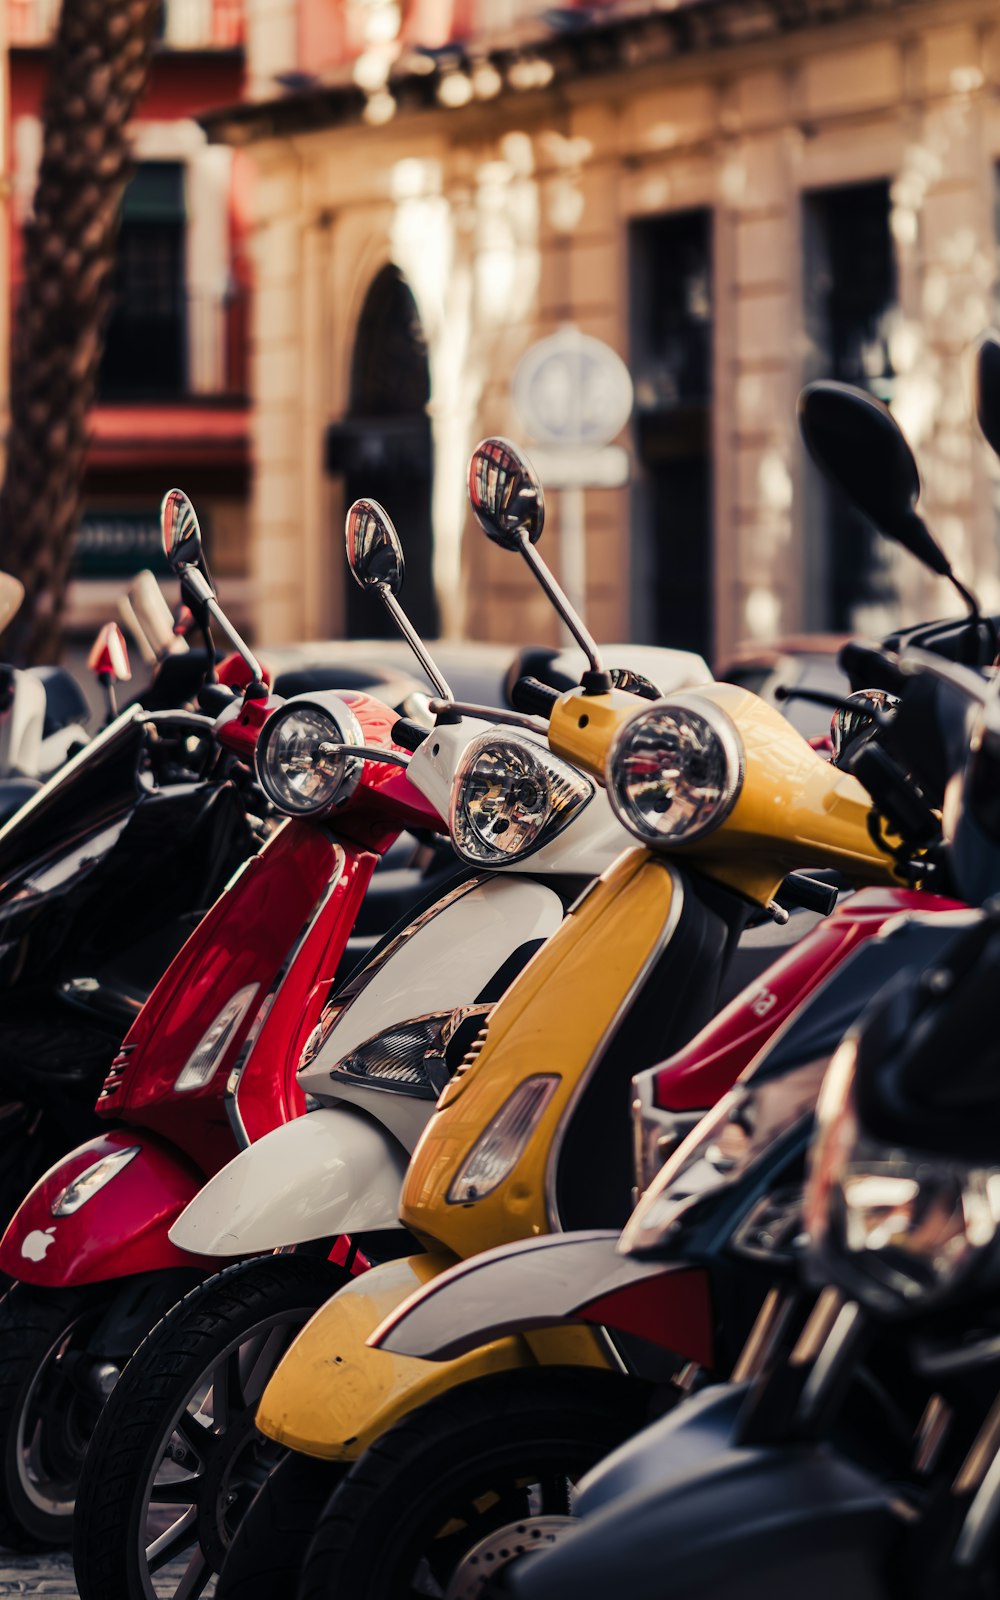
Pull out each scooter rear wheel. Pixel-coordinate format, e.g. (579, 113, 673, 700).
(299, 1367, 649, 1600)
(72, 1253, 350, 1600)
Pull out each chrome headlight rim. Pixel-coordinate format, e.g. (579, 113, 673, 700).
(448, 731, 594, 868)
(606, 693, 745, 848)
(254, 693, 366, 817)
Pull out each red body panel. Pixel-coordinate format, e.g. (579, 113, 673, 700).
(650, 887, 964, 1111)
(2, 693, 438, 1289)
(0, 1132, 211, 1286)
(578, 1268, 713, 1369)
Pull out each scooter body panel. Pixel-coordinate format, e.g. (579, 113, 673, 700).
(255, 1254, 611, 1459)
(371, 1229, 713, 1367)
(299, 875, 566, 1096)
(0, 1129, 210, 1286)
(168, 1106, 411, 1255)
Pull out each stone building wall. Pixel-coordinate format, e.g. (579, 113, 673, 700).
(236, 0, 1000, 656)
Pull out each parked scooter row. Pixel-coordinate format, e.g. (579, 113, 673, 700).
(16, 337, 984, 1600)
(0, 336, 987, 1600)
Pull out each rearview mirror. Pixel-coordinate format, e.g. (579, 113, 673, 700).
(160, 488, 205, 573)
(346, 499, 405, 595)
(468, 437, 545, 550)
(125, 571, 187, 661)
(87, 622, 132, 682)
(974, 334, 1000, 462)
(798, 382, 951, 578)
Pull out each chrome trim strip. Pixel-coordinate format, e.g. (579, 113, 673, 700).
(224, 843, 346, 1150)
(544, 859, 685, 1229)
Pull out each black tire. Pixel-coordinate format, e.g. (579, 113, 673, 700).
(73, 1254, 349, 1600)
(300, 1368, 649, 1600)
(216, 1450, 345, 1599)
(0, 1281, 112, 1550)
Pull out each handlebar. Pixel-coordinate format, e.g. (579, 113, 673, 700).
(511, 676, 561, 719)
(391, 717, 429, 753)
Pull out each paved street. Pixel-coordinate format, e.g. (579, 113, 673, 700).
(0, 1551, 78, 1596)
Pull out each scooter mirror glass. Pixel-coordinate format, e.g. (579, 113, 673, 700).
(974, 334, 1000, 462)
(346, 499, 405, 596)
(160, 488, 205, 573)
(798, 381, 951, 578)
(0, 573, 24, 631)
(468, 437, 545, 551)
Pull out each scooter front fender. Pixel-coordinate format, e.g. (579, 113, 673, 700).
(373, 1230, 713, 1368)
(255, 1253, 614, 1460)
(0, 1130, 210, 1286)
(168, 1107, 411, 1256)
(507, 1427, 897, 1600)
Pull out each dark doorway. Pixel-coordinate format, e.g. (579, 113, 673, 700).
(100, 162, 187, 401)
(326, 266, 437, 638)
(629, 209, 714, 659)
(803, 180, 898, 632)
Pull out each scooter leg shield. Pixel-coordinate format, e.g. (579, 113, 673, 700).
(0, 1130, 210, 1286)
(255, 1253, 614, 1461)
(505, 1439, 898, 1600)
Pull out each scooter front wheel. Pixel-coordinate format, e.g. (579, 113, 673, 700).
(300, 1368, 649, 1600)
(216, 1450, 345, 1599)
(72, 1253, 351, 1600)
(0, 1281, 111, 1548)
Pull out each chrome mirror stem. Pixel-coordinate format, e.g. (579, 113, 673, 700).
(381, 590, 454, 703)
(516, 532, 605, 675)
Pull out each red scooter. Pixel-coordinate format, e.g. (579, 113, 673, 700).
(0, 493, 447, 1549)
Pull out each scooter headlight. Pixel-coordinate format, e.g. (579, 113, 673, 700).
(805, 1038, 1000, 1317)
(607, 696, 743, 846)
(450, 734, 592, 867)
(174, 984, 259, 1092)
(255, 694, 365, 816)
(51, 1145, 142, 1215)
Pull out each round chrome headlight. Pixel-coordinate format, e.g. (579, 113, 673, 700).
(255, 694, 365, 816)
(450, 733, 593, 866)
(606, 696, 743, 846)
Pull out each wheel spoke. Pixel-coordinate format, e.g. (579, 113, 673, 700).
(208, 1348, 243, 1431)
(172, 1547, 212, 1600)
(239, 1324, 291, 1409)
(174, 1410, 212, 1467)
(149, 1473, 205, 1506)
(146, 1505, 198, 1572)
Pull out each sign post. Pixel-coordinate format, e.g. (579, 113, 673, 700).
(512, 327, 633, 629)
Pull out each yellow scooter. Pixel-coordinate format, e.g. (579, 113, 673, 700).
(223, 438, 910, 1600)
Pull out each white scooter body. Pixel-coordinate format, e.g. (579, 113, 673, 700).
(170, 672, 704, 1258)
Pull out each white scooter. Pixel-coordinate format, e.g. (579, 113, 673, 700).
(0, 574, 100, 798)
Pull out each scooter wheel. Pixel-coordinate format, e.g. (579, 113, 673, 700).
(216, 1450, 345, 1599)
(72, 1253, 349, 1600)
(0, 1281, 108, 1549)
(300, 1367, 648, 1600)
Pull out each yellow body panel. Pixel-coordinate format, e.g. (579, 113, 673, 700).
(255, 1254, 610, 1460)
(551, 682, 899, 905)
(405, 847, 677, 1254)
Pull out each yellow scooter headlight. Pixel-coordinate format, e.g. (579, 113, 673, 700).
(606, 695, 744, 846)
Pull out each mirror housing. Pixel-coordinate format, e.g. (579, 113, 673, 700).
(160, 488, 207, 575)
(974, 334, 1000, 462)
(346, 499, 405, 595)
(87, 622, 132, 683)
(468, 437, 545, 550)
(798, 382, 951, 578)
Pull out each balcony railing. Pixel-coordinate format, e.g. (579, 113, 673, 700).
(98, 282, 249, 403)
(8, 0, 244, 49)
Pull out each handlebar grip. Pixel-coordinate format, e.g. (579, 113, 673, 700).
(511, 676, 561, 719)
(391, 717, 429, 752)
(775, 872, 840, 918)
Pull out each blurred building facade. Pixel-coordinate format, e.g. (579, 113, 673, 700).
(3, 0, 253, 638)
(202, 0, 1000, 662)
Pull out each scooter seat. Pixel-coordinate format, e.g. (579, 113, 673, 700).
(0, 777, 41, 827)
(33, 667, 91, 736)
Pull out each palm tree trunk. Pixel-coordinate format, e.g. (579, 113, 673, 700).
(0, 0, 162, 663)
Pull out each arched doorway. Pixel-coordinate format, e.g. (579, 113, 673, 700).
(324, 266, 438, 639)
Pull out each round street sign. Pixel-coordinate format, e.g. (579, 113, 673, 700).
(512, 327, 634, 448)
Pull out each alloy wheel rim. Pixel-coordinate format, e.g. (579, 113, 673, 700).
(14, 1305, 105, 1520)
